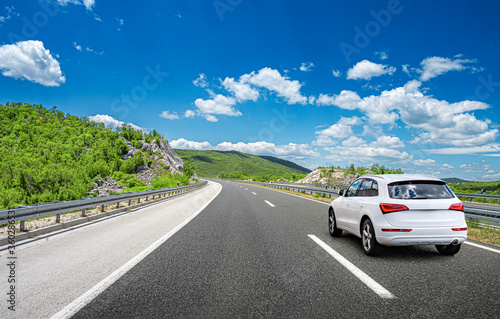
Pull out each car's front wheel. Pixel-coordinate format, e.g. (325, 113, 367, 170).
(435, 243, 461, 255)
(328, 209, 342, 237)
(362, 219, 382, 256)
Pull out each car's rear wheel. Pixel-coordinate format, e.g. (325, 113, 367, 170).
(328, 209, 342, 237)
(362, 219, 382, 256)
(435, 243, 461, 255)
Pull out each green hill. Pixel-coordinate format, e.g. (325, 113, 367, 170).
(0, 102, 188, 210)
(174, 149, 311, 180)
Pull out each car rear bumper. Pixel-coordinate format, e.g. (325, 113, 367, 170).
(376, 227, 467, 246)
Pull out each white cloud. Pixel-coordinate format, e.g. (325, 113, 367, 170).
(170, 138, 213, 150)
(316, 80, 496, 146)
(57, 0, 95, 11)
(482, 172, 500, 181)
(429, 144, 500, 155)
(414, 159, 436, 166)
(342, 136, 365, 147)
(419, 56, 477, 81)
(374, 51, 388, 60)
(332, 69, 341, 78)
(215, 141, 319, 157)
(193, 73, 208, 88)
(221, 77, 259, 102)
(73, 42, 82, 51)
(324, 144, 412, 164)
(0, 6, 19, 24)
(314, 116, 363, 146)
(116, 18, 124, 25)
(159, 111, 179, 120)
(316, 123, 354, 139)
(312, 135, 336, 147)
(88, 114, 145, 131)
(170, 139, 319, 158)
(242, 67, 308, 105)
(300, 62, 314, 72)
(0, 40, 65, 87)
(194, 94, 242, 122)
(371, 136, 405, 149)
(204, 114, 219, 122)
(184, 110, 196, 118)
(347, 60, 396, 80)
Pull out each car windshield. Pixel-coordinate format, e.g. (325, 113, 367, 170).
(387, 181, 455, 199)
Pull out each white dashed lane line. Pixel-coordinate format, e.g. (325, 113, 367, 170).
(252, 192, 257, 195)
(265, 200, 275, 207)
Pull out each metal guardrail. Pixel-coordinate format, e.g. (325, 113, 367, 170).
(0, 182, 207, 230)
(228, 180, 500, 225)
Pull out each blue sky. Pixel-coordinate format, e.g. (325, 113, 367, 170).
(1, 0, 500, 180)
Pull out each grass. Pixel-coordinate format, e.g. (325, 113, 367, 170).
(466, 219, 500, 247)
(244, 182, 500, 247)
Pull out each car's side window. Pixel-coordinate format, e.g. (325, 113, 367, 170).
(346, 179, 362, 197)
(356, 179, 372, 197)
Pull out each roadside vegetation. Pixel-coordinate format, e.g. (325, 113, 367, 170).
(0, 102, 192, 210)
(449, 181, 500, 205)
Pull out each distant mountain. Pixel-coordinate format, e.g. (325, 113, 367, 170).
(442, 177, 472, 183)
(174, 149, 311, 177)
(256, 156, 311, 174)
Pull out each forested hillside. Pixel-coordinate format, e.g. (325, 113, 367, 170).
(0, 102, 185, 209)
(174, 149, 309, 181)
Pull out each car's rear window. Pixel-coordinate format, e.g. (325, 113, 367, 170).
(387, 181, 455, 199)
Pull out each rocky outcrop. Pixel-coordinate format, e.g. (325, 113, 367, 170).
(297, 168, 370, 186)
(120, 137, 184, 174)
(90, 176, 126, 196)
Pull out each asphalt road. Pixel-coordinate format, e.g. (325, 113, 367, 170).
(0, 181, 221, 319)
(69, 181, 500, 319)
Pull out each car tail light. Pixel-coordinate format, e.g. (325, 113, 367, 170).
(452, 227, 467, 231)
(449, 203, 464, 212)
(381, 228, 412, 232)
(380, 203, 409, 214)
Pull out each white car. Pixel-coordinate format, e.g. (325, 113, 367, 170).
(328, 174, 467, 256)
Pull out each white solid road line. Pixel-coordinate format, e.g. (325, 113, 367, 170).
(308, 235, 395, 300)
(464, 241, 500, 254)
(252, 192, 257, 195)
(50, 183, 222, 319)
(265, 200, 275, 207)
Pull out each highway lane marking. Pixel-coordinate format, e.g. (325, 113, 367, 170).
(464, 241, 500, 254)
(252, 192, 257, 195)
(308, 235, 395, 300)
(51, 183, 222, 319)
(245, 188, 248, 190)
(265, 200, 275, 207)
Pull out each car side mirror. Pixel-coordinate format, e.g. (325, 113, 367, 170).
(338, 189, 344, 196)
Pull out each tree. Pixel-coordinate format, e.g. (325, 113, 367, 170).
(183, 157, 196, 179)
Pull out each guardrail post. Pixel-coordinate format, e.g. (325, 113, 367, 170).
(81, 208, 86, 217)
(138, 197, 141, 203)
(20, 220, 25, 232)
(146, 196, 148, 201)
(128, 199, 131, 206)
(116, 202, 120, 209)
(56, 214, 61, 223)
(101, 205, 105, 212)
